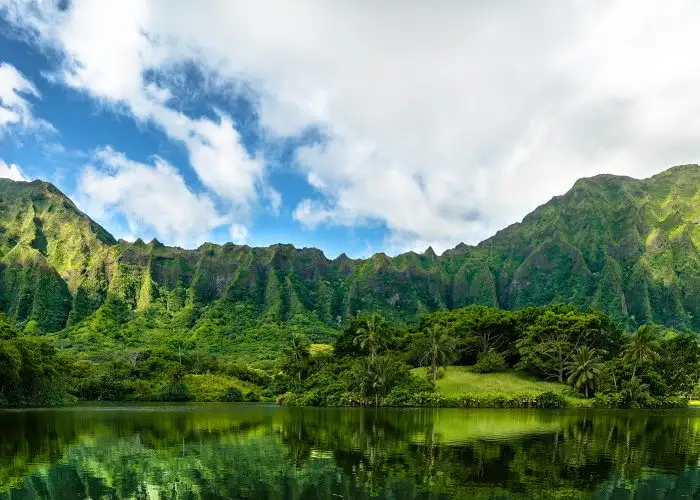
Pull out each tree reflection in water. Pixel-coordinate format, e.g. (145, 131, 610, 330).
(1, 405, 700, 499)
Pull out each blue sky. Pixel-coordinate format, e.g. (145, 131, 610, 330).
(0, 1, 697, 258)
(0, 20, 387, 258)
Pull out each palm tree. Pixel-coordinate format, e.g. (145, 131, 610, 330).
(350, 356, 398, 407)
(419, 324, 457, 384)
(353, 314, 384, 361)
(621, 376, 650, 408)
(565, 346, 604, 398)
(621, 325, 661, 378)
(282, 333, 311, 383)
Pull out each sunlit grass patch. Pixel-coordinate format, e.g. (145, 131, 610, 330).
(184, 373, 259, 402)
(417, 366, 568, 396)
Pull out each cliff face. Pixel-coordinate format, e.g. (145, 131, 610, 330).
(0, 164, 698, 334)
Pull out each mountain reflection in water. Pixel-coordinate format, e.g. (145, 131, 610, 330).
(1, 405, 700, 499)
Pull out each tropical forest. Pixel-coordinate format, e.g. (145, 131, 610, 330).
(0, 164, 699, 410)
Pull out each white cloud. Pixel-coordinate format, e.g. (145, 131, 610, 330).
(0, 62, 53, 135)
(5, 1, 700, 253)
(1, 0, 264, 228)
(0, 159, 27, 181)
(78, 147, 227, 247)
(228, 223, 248, 243)
(263, 185, 282, 215)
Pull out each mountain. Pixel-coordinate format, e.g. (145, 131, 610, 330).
(0, 165, 697, 341)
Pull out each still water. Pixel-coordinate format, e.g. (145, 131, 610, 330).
(1, 405, 700, 499)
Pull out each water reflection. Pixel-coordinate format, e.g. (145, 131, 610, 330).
(1, 405, 700, 499)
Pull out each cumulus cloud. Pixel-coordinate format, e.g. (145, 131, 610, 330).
(4, 1, 700, 252)
(1, 0, 264, 229)
(0, 62, 53, 135)
(0, 159, 27, 181)
(78, 147, 226, 247)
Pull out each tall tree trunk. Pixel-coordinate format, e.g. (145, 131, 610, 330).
(433, 363, 437, 384)
(584, 385, 588, 398)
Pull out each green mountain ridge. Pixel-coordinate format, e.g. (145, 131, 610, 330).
(0, 164, 698, 341)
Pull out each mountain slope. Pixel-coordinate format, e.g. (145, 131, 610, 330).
(0, 165, 697, 339)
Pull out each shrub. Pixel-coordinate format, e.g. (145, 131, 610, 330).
(244, 391, 260, 402)
(455, 393, 539, 408)
(338, 392, 373, 407)
(535, 391, 570, 409)
(225, 387, 243, 402)
(645, 396, 689, 409)
(384, 374, 435, 406)
(471, 350, 507, 373)
(158, 381, 191, 402)
(276, 391, 299, 406)
(592, 393, 688, 409)
(225, 363, 271, 387)
(592, 393, 623, 408)
(383, 391, 543, 408)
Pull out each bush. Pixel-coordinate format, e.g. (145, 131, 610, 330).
(338, 392, 373, 407)
(244, 391, 260, 402)
(383, 391, 543, 408)
(276, 391, 300, 406)
(158, 381, 191, 402)
(384, 374, 435, 406)
(646, 396, 689, 409)
(471, 350, 507, 373)
(592, 393, 623, 408)
(456, 393, 539, 408)
(225, 387, 243, 402)
(225, 363, 271, 387)
(592, 392, 688, 409)
(535, 391, 570, 409)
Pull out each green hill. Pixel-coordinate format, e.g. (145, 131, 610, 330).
(0, 164, 697, 354)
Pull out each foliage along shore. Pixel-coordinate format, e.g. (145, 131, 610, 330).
(1, 302, 697, 410)
(273, 303, 695, 410)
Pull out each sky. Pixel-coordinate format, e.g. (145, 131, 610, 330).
(0, 1, 699, 258)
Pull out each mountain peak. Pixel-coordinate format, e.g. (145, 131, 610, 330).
(0, 162, 697, 333)
(423, 246, 437, 258)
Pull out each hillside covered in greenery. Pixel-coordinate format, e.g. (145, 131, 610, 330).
(0, 163, 697, 352)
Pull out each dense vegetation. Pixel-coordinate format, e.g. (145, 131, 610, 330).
(0, 165, 698, 408)
(0, 164, 697, 344)
(3, 301, 698, 408)
(274, 305, 699, 409)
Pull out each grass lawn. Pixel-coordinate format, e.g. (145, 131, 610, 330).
(411, 366, 576, 398)
(183, 373, 261, 401)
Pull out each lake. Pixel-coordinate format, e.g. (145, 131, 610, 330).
(1, 405, 699, 499)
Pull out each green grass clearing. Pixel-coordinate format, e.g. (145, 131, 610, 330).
(184, 373, 261, 402)
(412, 366, 581, 399)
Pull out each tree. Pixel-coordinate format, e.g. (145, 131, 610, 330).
(0, 313, 18, 340)
(353, 314, 385, 361)
(350, 356, 403, 407)
(621, 325, 660, 379)
(281, 333, 311, 384)
(460, 306, 514, 355)
(419, 324, 457, 384)
(657, 333, 700, 395)
(516, 309, 600, 382)
(0, 334, 70, 406)
(621, 377, 650, 408)
(566, 346, 604, 398)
